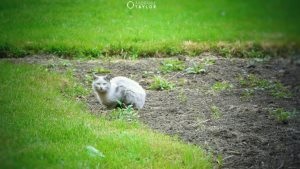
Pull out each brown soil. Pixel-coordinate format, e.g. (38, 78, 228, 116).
(6, 54, 300, 169)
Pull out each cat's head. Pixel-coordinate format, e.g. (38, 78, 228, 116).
(92, 74, 113, 93)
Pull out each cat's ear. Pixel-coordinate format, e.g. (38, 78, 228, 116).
(104, 74, 113, 81)
(93, 73, 99, 79)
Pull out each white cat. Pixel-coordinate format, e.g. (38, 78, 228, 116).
(92, 74, 146, 109)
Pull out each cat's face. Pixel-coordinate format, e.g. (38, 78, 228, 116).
(93, 76, 111, 93)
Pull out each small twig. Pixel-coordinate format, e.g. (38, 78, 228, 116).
(168, 72, 181, 80)
(198, 119, 211, 124)
(223, 155, 234, 161)
(276, 160, 284, 169)
(227, 151, 242, 155)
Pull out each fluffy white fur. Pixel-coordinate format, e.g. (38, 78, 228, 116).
(92, 75, 146, 109)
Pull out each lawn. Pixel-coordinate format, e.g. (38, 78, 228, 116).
(0, 0, 300, 57)
(0, 61, 212, 168)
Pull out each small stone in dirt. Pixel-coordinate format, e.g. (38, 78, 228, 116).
(139, 79, 151, 87)
(170, 108, 177, 113)
(213, 77, 221, 81)
(229, 105, 238, 111)
(293, 58, 300, 66)
(177, 55, 186, 61)
(191, 79, 197, 83)
(247, 64, 256, 68)
(261, 139, 269, 146)
(264, 65, 272, 69)
(278, 69, 285, 74)
(256, 108, 262, 113)
(246, 60, 257, 68)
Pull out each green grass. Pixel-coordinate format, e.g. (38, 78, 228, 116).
(0, 61, 212, 168)
(239, 74, 292, 98)
(185, 58, 216, 74)
(107, 105, 139, 122)
(93, 67, 111, 74)
(203, 58, 216, 66)
(160, 59, 185, 73)
(149, 76, 175, 90)
(271, 108, 294, 124)
(177, 89, 188, 104)
(185, 63, 206, 74)
(210, 105, 222, 120)
(216, 154, 223, 168)
(211, 81, 233, 92)
(0, 0, 300, 57)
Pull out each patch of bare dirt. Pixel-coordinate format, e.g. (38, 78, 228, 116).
(6, 54, 300, 169)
